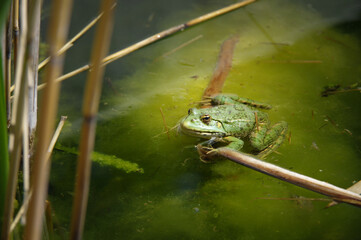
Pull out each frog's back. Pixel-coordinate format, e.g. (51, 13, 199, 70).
(212, 104, 256, 137)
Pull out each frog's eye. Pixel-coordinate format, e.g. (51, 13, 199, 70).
(188, 109, 192, 115)
(200, 114, 212, 124)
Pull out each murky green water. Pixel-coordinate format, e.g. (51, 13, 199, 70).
(48, 0, 361, 239)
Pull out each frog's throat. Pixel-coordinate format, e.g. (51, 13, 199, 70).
(179, 123, 226, 139)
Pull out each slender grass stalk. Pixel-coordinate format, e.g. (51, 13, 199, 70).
(70, 1, 114, 239)
(24, 0, 73, 239)
(36, 0, 256, 90)
(0, 49, 9, 236)
(0, 0, 12, 230)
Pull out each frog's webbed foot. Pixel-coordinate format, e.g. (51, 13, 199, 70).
(250, 121, 288, 159)
(196, 136, 244, 163)
(196, 144, 218, 163)
(211, 94, 272, 110)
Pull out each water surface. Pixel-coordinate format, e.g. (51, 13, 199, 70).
(49, 0, 361, 239)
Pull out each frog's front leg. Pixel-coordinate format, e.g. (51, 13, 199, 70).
(211, 94, 272, 109)
(250, 121, 288, 159)
(197, 136, 244, 162)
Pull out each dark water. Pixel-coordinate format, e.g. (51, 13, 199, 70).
(45, 0, 361, 239)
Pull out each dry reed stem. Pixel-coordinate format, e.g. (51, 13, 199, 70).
(218, 148, 361, 207)
(327, 180, 361, 207)
(12, 0, 19, 70)
(38, 13, 103, 70)
(24, 0, 73, 239)
(1, 0, 29, 238)
(10, 190, 32, 232)
(69, 1, 114, 239)
(37, 0, 256, 90)
(46, 116, 67, 161)
(21, 97, 30, 225)
(10, 12, 103, 94)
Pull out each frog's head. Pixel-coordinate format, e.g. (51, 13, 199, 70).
(179, 108, 226, 138)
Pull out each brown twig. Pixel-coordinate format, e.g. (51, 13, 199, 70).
(218, 148, 361, 207)
(159, 107, 170, 140)
(203, 34, 239, 98)
(69, 1, 114, 239)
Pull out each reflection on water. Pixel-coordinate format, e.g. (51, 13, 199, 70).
(50, 0, 361, 239)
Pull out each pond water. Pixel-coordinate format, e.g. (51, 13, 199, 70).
(47, 0, 361, 239)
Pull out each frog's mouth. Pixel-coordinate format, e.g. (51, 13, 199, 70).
(179, 120, 226, 139)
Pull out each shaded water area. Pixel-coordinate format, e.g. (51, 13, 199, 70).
(45, 0, 361, 239)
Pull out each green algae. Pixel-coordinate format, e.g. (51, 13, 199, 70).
(55, 144, 143, 173)
(49, 0, 361, 239)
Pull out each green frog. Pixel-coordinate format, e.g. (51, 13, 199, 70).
(179, 94, 287, 160)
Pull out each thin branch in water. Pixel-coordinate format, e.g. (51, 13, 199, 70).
(262, 60, 322, 64)
(159, 107, 170, 140)
(155, 34, 203, 60)
(256, 197, 330, 201)
(152, 124, 179, 138)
